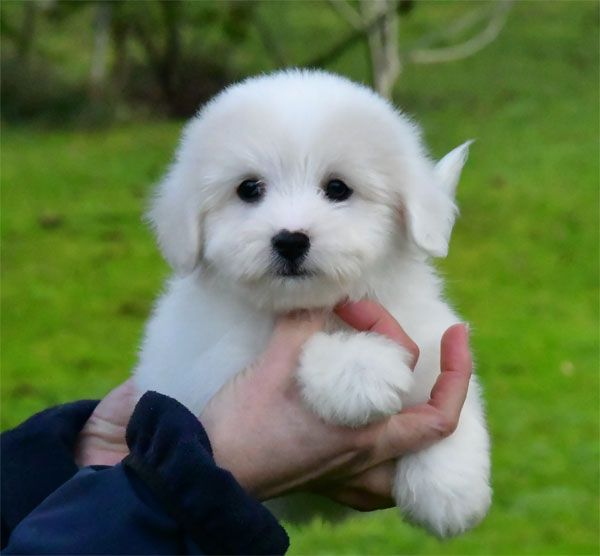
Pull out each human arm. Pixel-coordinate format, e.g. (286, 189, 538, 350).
(0, 399, 99, 547)
(1, 300, 472, 553)
(2, 391, 288, 555)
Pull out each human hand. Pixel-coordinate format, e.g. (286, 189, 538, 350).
(75, 300, 472, 513)
(74, 379, 137, 467)
(201, 301, 472, 509)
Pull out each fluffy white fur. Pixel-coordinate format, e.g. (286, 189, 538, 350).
(299, 331, 414, 426)
(134, 69, 491, 537)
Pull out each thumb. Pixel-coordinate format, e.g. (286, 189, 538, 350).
(92, 379, 138, 427)
(261, 310, 327, 371)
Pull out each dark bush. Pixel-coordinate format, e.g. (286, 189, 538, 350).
(0, 56, 91, 125)
(120, 53, 234, 118)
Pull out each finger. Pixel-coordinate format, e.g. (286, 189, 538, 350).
(92, 379, 138, 425)
(261, 310, 326, 370)
(372, 324, 472, 461)
(335, 300, 419, 367)
(319, 461, 396, 511)
(340, 460, 396, 502)
(429, 323, 472, 422)
(372, 408, 447, 463)
(326, 488, 394, 512)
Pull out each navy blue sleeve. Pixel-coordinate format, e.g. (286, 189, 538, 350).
(1, 398, 100, 544)
(2, 392, 289, 555)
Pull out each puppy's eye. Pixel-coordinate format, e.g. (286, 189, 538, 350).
(237, 179, 264, 203)
(324, 179, 353, 202)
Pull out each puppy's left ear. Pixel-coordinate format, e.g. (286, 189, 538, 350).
(435, 140, 473, 196)
(404, 141, 472, 258)
(147, 168, 202, 275)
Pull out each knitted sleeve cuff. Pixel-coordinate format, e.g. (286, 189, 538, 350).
(123, 391, 289, 555)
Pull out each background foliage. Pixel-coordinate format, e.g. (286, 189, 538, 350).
(1, 1, 598, 554)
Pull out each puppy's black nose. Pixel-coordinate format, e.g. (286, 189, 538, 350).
(272, 230, 310, 262)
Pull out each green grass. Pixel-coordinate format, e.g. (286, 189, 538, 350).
(1, 1, 598, 554)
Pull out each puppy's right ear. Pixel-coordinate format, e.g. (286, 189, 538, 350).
(147, 169, 201, 275)
(434, 140, 473, 196)
(402, 141, 471, 258)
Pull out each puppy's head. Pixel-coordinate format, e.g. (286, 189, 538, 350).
(149, 70, 470, 310)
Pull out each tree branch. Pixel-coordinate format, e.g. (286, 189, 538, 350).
(327, 0, 363, 31)
(409, 5, 490, 51)
(360, 0, 400, 99)
(253, 9, 289, 67)
(303, 0, 404, 68)
(407, 0, 512, 65)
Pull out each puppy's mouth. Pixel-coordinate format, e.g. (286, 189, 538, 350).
(273, 262, 316, 279)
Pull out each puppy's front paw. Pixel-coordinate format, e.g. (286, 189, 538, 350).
(298, 331, 413, 426)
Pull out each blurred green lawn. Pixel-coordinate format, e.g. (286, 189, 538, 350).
(1, 1, 598, 554)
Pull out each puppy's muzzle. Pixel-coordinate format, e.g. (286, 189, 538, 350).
(271, 230, 310, 263)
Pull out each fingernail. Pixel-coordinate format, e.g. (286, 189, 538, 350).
(464, 322, 471, 337)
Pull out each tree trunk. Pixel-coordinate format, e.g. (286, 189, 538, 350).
(111, 15, 129, 91)
(17, 1, 37, 70)
(158, 0, 182, 111)
(360, 0, 401, 99)
(89, 2, 112, 100)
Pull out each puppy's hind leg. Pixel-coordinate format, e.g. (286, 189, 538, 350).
(297, 331, 414, 427)
(393, 385, 492, 537)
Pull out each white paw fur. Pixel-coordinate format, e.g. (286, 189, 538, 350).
(298, 331, 414, 427)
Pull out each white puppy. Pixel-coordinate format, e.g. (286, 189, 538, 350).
(134, 69, 491, 537)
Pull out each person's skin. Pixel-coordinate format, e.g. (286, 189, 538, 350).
(75, 300, 472, 511)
